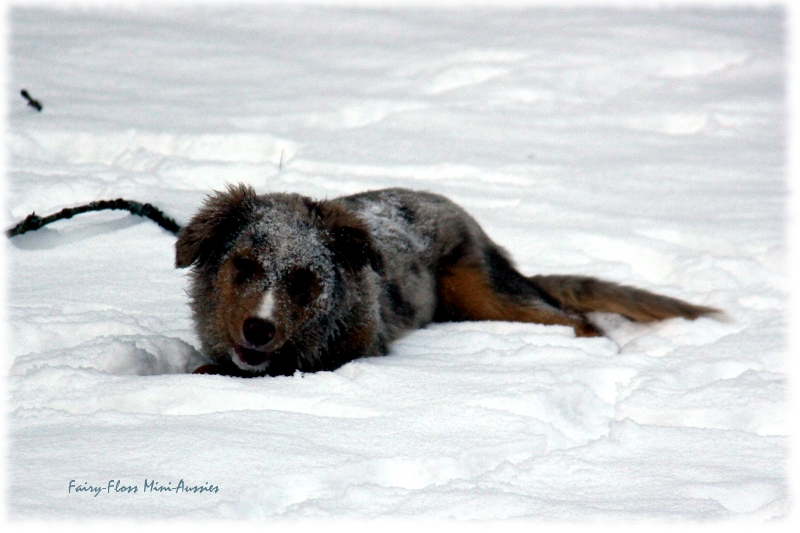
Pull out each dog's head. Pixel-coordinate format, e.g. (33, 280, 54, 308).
(176, 184, 381, 375)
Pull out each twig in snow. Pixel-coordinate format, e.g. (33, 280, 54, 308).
(6, 199, 182, 238)
(20, 89, 43, 112)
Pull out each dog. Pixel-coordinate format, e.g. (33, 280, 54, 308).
(176, 185, 719, 377)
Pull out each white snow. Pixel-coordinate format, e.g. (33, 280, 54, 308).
(5, 2, 788, 523)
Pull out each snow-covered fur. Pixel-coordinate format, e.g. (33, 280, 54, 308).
(176, 185, 718, 377)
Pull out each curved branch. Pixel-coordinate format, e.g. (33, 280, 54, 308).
(6, 199, 182, 238)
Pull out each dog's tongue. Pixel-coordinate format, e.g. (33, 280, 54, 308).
(236, 345, 269, 366)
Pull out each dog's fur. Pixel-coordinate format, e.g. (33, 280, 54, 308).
(176, 185, 718, 377)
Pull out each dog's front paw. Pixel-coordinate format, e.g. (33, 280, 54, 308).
(192, 363, 230, 375)
(192, 362, 268, 378)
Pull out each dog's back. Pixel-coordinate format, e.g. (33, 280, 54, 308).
(332, 188, 490, 340)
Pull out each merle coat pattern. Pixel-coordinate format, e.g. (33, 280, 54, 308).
(176, 185, 717, 377)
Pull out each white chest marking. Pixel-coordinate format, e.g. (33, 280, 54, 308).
(256, 290, 276, 320)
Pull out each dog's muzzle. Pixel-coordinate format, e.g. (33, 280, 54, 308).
(243, 317, 276, 346)
(233, 317, 277, 368)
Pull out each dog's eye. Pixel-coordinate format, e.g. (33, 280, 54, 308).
(232, 257, 259, 284)
(285, 267, 320, 306)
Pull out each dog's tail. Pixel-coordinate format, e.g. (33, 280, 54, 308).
(528, 275, 721, 323)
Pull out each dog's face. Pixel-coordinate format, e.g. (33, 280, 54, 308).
(176, 185, 380, 374)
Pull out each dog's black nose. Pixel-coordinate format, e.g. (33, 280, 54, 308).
(242, 318, 276, 347)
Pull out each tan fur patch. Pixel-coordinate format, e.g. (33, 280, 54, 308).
(339, 322, 376, 355)
(528, 274, 719, 323)
(438, 266, 599, 337)
(215, 258, 283, 348)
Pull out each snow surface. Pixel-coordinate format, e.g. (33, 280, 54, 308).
(5, 3, 788, 522)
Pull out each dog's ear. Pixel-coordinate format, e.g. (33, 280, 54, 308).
(316, 201, 383, 275)
(175, 184, 258, 268)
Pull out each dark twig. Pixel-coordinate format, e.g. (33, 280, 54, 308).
(6, 199, 182, 238)
(20, 89, 43, 112)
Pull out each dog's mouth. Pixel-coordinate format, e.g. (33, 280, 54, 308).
(233, 344, 271, 367)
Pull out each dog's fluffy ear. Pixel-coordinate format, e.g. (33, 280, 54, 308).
(175, 184, 258, 268)
(316, 202, 383, 275)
